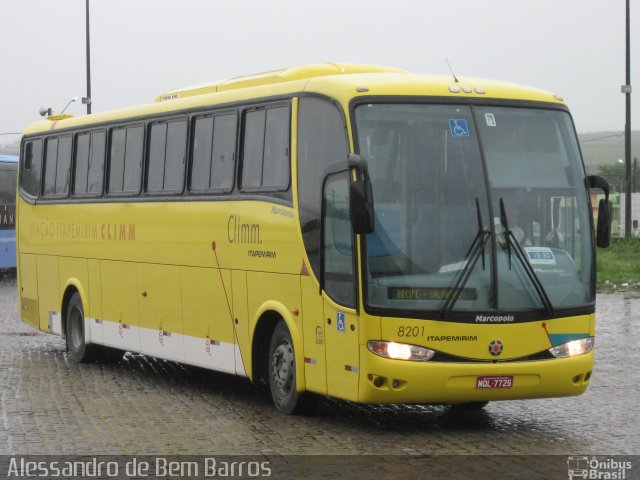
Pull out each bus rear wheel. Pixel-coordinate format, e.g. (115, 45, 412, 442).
(268, 319, 317, 415)
(66, 292, 100, 363)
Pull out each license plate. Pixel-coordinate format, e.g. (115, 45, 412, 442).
(476, 375, 513, 389)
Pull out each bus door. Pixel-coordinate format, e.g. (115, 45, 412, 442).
(322, 172, 360, 401)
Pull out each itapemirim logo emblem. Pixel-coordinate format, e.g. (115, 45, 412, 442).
(488, 339, 503, 356)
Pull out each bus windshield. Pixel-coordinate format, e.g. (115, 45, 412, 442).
(354, 103, 593, 315)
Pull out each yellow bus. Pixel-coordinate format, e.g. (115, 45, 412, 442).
(17, 63, 611, 414)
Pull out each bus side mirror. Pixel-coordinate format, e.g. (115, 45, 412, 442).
(587, 175, 612, 248)
(596, 199, 613, 248)
(348, 154, 374, 234)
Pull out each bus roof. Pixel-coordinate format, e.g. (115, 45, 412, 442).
(0, 154, 18, 164)
(22, 63, 566, 136)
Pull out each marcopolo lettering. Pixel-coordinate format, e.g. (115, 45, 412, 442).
(475, 315, 515, 323)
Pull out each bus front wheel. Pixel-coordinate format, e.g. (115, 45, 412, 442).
(268, 319, 317, 415)
(66, 292, 100, 363)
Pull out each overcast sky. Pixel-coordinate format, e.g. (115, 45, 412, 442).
(1, 0, 638, 141)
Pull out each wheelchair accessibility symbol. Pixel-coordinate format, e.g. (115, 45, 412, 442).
(448, 119, 470, 137)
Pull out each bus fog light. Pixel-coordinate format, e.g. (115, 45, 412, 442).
(548, 337, 594, 358)
(368, 341, 436, 362)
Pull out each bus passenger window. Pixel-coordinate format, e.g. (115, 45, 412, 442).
(242, 110, 266, 189)
(123, 126, 143, 193)
(190, 113, 237, 193)
(56, 136, 72, 195)
(164, 120, 187, 192)
(74, 133, 91, 194)
(190, 116, 214, 192)
(87, 131, 105, 194)
(108, 129, 126, 193)
(210, 114, 236, 191)
(262, 107, 289, 189)
(147, 123, 168, 192)
(43, 136, 71, 197)
(21, 139, 43, 197)
(241, 105, 290, 191)
(43, 138, 58, 196)
(109, 126, 142, 194)
(147, 119, 186, 193)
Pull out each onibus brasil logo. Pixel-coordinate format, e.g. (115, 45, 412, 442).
(567, 456, 632, 479)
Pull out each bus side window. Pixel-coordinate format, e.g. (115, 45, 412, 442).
(108, 128, 126, 193)
(56, 137, 72, 196)
(190, 115, 214, 192)
(74, 133, 91, 194)
(147, 118, 187, 194)
(108, 125, 143, 195)
(75, 130, 105, 196)
(123, 126, 143, 193)
(88, 131, 105, 194)
(147, 122, 169, 192)
(164, 120, 187, 192)
(22, 139, 43, 197)
(241, 109, 266, 190)
(210, 114, 236, 191)
(240, 105, 289, 192)
(297, 97, 348, 280)
(262, 107, 289, 189)
(43, 138, 59, 196)
(43, 136, 71, 197)
(323, 172, 356, 308)
(190, 113, 237, 194)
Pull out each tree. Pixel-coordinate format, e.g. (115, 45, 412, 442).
(597, 162, 638, 193)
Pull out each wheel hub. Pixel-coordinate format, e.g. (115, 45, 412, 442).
(68, 307, 83, 352)
(272, 342, 294, 393)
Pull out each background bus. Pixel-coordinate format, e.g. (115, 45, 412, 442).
(16, 64, 610, 414)
(0, 154, 18, 270)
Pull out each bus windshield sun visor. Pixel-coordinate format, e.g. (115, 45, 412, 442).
(499, 198, 554, 316)
(440, 198, 490, 319)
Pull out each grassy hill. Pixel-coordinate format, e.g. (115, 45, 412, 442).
(0, 141, 19, 156)
(579, 131, 640, 173)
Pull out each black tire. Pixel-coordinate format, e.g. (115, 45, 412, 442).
(66, 292, 100, 362)
(449, 401, 489, 411)
(268, 320, 317, 415)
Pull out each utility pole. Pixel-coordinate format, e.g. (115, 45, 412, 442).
(85, 0, 92, 114)
(623, 0, 632, 237)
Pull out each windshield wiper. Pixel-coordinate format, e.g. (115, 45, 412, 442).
(499, 198, 554, 316)
(440, 198, 490, 319)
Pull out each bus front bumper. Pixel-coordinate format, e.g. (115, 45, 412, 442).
(358, 346, 594, 404)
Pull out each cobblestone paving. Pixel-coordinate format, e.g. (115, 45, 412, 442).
(1, 271, 638, 457)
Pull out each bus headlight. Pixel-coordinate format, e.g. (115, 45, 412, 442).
(548, 337, 594, 358)
(368, 341, 436, 361)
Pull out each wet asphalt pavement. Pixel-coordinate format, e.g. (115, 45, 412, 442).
(0, 270, 638, 478)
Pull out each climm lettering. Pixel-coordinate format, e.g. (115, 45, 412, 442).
(228, 215, 262, 244)
(101, 223, 136, 241)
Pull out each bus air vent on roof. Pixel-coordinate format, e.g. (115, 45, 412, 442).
(155, 63, 408, 102)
